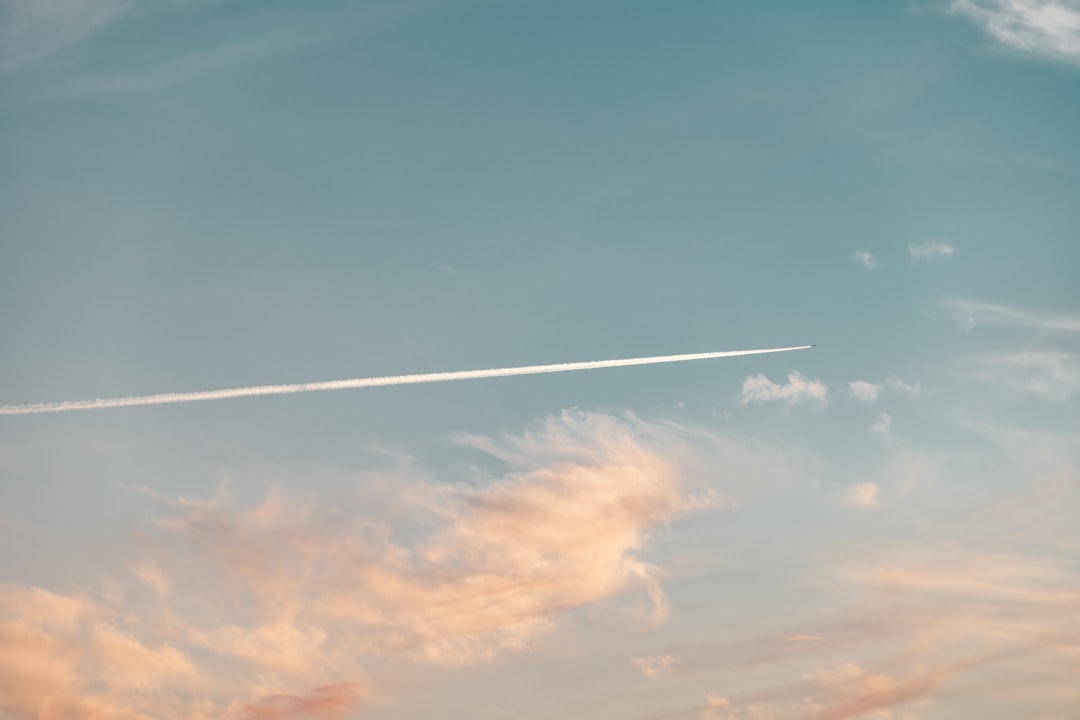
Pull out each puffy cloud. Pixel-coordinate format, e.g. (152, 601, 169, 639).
(848, 381, 880, 402)
(741, 372, 829, 408)
(909, 241, 956, 260)
(871, 412, 892, 437)
(950, 0, 1080, 65)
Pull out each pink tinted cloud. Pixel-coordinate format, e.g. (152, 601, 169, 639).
(240, 683, 363, 720)
(2, 411, 725, 717)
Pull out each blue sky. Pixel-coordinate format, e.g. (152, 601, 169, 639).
(1, 1, 1079, 718)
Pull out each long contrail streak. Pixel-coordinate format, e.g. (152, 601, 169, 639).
(0, 345, 812, 416)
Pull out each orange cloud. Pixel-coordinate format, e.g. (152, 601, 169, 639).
(802, 663, 948, 720)
(0, 585, 202, 720)
(1, 411, 726, 718)
(239, 683, 362, 720)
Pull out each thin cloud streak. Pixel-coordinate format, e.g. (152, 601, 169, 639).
(941, 298, 1080, 332)
(0, 0, 133, 72)
(973, 351, 1080, 399)
(0, 346, 812, 415)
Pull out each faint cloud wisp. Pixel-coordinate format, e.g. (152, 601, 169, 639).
(631, 653, 681, 679)
(973, 351, 1080, 400)
(841, 482, 881, 508)
(950, 0, 1080, 66)
(0, 0, 133, 72)
(853, 250, 878, 270)
(941, 298, 1080, 332)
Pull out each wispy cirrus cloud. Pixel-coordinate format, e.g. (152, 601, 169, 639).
(950, 0, 1080, 66)
(741, 372, 829, 408)
(800, 663, 949, 720)
(702, 663, 950, 720)
(909, 241, 956, 260)
(941, 298, 1080, 332)
(57, 31, 303, 97)
(0, 0, 133, 72)
(973, 351, 1080, 399)
(700, 544, 1080, 720)
(0, 411, 726, 718)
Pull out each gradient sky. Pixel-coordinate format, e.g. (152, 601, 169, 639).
(2, 1, 1079, 718)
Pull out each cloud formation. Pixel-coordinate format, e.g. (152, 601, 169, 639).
(0, 412, 722, 719)
(741, 372, 829, 408)
(950, 0, 1080, 65)
(632, 653, 681, 678)
(887, 377, 923, 398)
(852, 250, 878, 270)
(872, 412, 893, 437)
(909, 241, 956, 260)
(973, 351, 1080, 399)
(0, 0, 132, 72)
(848, 380, 880, 402)
(239, 684, 362, 720)
(941, 298, 1080, 332)
(841, 482, 880, 508)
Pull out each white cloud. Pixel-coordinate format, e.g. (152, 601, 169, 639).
(909, 241, 956, 260)
(872, 412, 893, 437)
(848, 381, 880, 402)
(941, 298, 1080, 332)
(0, 0, 132, 72)
(842, 482, 880, 508)
(853, 250, 878, 270)
(741, 372, 829, 408)
(950, 0, 1080, 65)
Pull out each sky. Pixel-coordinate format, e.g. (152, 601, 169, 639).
(1, 0, 1079, 718)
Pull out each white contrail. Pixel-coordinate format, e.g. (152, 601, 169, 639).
(0, 345, 813, 415)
